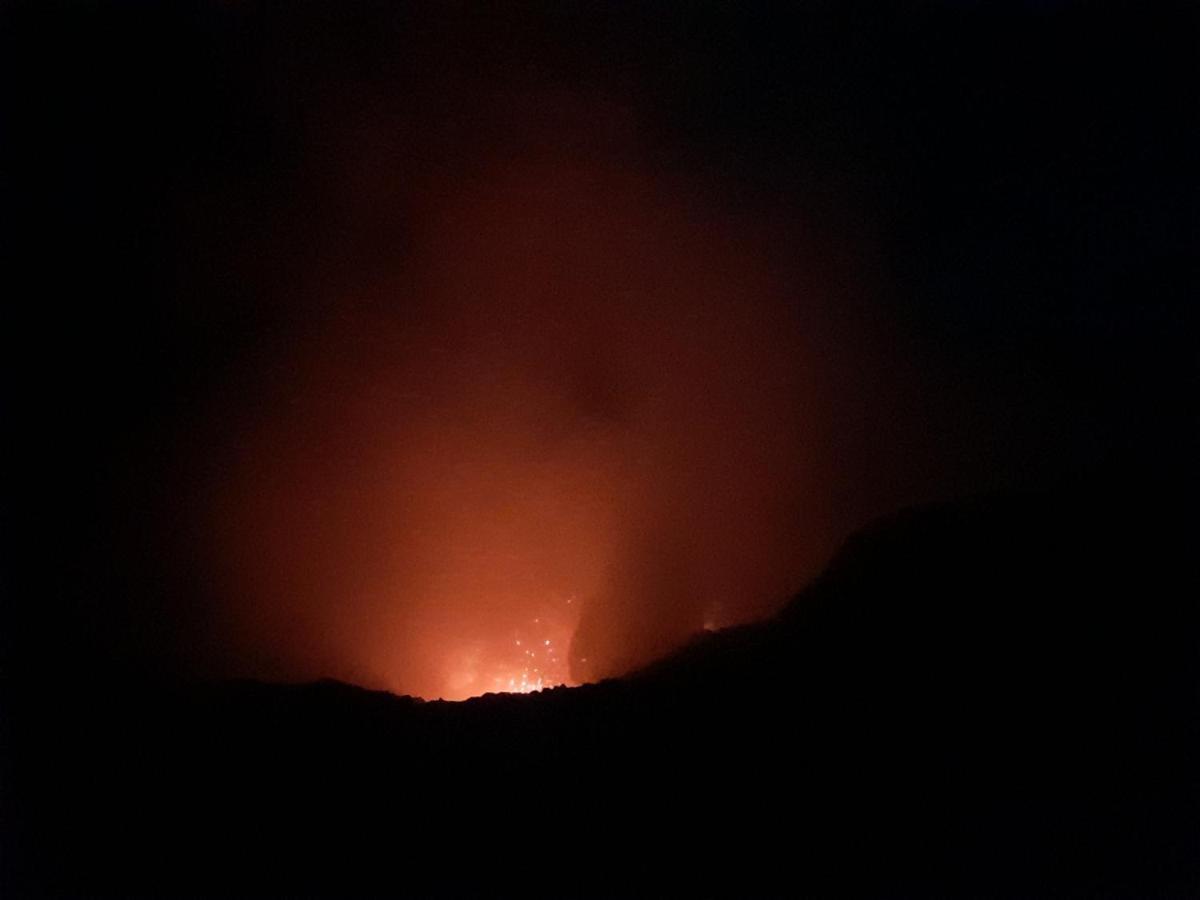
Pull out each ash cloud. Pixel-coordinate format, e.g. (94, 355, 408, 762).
(12, 3, 1077, 699)
(184, 81, 930, 699)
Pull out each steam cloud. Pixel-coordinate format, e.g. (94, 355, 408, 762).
(179, 84, 933, 699)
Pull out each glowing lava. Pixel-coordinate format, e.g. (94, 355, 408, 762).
(442, 596, 579, 699)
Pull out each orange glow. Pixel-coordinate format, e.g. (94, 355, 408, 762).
(441, 600, 579, 700)
(180, 89, 909, 701)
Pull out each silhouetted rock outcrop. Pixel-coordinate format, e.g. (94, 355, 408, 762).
(5, 483, 1196, 897)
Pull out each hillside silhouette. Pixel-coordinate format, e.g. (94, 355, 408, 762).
(5, 481, 1196, 897)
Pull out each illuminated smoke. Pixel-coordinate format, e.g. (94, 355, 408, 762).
(182, 87, 920, 700)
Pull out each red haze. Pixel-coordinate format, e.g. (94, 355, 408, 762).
(186, 91, 925, 699)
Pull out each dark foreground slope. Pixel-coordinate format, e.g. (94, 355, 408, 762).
(5, 484, 1197, 897)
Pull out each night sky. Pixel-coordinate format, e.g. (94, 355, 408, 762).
(3, 1, 1195, 700)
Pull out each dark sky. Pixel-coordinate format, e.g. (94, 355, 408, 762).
(3, 1, 1195, 698)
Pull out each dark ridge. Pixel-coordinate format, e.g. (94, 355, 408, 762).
(4, 483, 1196, 897)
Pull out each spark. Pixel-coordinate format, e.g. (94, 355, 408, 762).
(444, 603, 580, 698)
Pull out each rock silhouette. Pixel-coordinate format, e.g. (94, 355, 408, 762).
(4, 482, 1196, 897)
